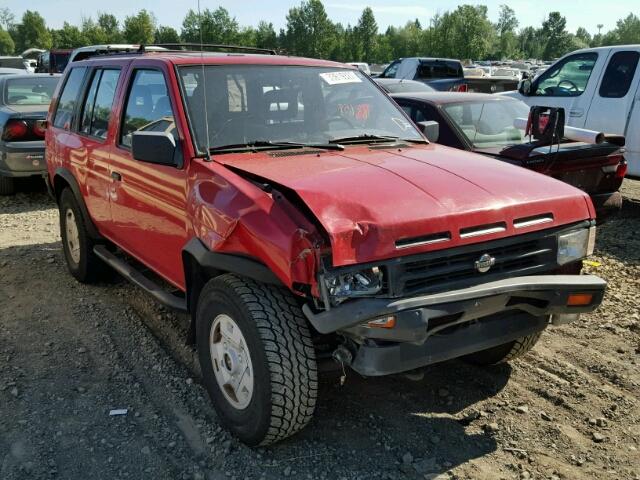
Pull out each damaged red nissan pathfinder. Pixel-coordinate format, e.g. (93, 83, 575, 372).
(45, 46, 606, 446)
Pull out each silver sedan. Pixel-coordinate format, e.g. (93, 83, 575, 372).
(0, 73, 60, 195)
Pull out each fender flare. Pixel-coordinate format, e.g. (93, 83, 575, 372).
(182, 238, 284, 343)
(182, 237, 282, 287)
(53, 167, 101, 239)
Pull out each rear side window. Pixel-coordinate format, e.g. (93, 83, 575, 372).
(79, 69, 120, 139)
(120, 69, 175, 148)
(53, 67, 87, 128)
(599, 51, 640, 98)
(416, 61, 463, 79)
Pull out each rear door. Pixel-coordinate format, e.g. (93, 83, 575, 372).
(525, 51, 602, 127)
(584, 49, 640, 135)
(108, 63, 189, 288)
(75, 66, 124, 231)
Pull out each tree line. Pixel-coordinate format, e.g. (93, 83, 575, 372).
(1, 1, 639, 62)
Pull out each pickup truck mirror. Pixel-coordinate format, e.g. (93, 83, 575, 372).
(519, 79, 532, 96)
(417, 120, 439, 143)
(131, 131, 180, 167)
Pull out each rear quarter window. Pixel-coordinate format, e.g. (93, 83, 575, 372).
(599, 51, 640, 98)
(53, 67, 87, 129)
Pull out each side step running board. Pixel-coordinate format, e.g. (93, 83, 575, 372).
(93, 245, 188, 313)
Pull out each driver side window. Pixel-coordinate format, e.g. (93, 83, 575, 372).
(534, 53, 598, 97)
(120, 69, 176, 148)
(381, 61, 400, 79)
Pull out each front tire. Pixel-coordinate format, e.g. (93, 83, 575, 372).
(0, 176, 15, 195)
(464, 330, 543, 365)
(196, 274, 317, 446)
(59, 188, 104, 283)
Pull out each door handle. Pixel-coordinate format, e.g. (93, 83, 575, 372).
(569, 108, 584, 117)
(111, 171, 122, 181)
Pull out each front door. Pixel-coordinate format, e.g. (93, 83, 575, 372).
(525, 51, 602, 127)
(108, 67, 189, 289)
(584, 49, 640, 136)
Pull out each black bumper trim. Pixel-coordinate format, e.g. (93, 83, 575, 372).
(351, 312, 548, 376)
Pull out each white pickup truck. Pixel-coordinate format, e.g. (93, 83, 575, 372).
(505, 45, 640, 176)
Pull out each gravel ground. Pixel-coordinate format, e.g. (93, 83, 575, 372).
(0, 178, 639, 480)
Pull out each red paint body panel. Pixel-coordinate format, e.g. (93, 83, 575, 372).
(46, 52, 594, 298)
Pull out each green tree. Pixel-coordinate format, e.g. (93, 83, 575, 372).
(442, 5, 494, 60)
(51, 22, 85, 48)
(608, 13, 640, 44)
(354, 7, 378, 63)
(0, 7, 14, 31)
(575, 27, 591, 45)
(154, 25, 180, 44)
(181, 7, 239, 44)
(518, 26, 543, 59)
(541, 12, 570, 60)
(495, 5, 519, 59)
(123, 9, 156, 44)
(98, 12, 122, 42)
(284, 0, 335, 58)
(14, 10, 52, 51)
(81, 17, 107, 45)
(0, 29, 14, 54)
(254, 21, 277, 50)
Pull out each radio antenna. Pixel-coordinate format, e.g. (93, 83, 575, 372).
(198, 0, 212, 161)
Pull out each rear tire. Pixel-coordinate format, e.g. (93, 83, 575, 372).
(196, 274, 317, 446)
(464, 330, 543, 365)
(0, 176, 15, 195)
(59, 188, 104, 283)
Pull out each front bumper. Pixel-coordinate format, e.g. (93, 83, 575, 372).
(304, 274, 606, 334)
(0, 141, 46, 177)
(303, 274, 606, 375)
(590, 191, 622, 223)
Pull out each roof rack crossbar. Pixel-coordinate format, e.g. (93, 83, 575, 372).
(149, 43, 277, 55)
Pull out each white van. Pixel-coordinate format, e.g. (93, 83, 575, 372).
(505, 45, 640, 176)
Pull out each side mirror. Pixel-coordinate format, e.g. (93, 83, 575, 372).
(417, 120, 439, 143)
(132, 131, 180, 167)
(519, 79, 532, 96)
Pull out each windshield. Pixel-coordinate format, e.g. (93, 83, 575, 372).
(178, 65, 422, 152)
(5, 76, 58, 105)
(442, 99, 530, 149)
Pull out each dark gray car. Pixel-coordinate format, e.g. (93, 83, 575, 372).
(0, 74, 60, 194)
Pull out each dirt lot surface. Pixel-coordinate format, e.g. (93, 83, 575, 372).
(1, 179, 639, 480)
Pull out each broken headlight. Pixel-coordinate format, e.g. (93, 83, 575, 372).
(324, 267, 384, 305)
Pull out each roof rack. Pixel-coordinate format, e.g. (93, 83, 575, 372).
(147, 43, 277, 55)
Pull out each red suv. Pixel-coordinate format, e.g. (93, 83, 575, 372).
(46, 46, 606, 446)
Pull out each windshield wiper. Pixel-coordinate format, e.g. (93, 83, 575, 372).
(209, 140, 344, 154)
(329, 134, 427, 145)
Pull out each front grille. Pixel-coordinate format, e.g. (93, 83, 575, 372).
(387, 231, 558, 297)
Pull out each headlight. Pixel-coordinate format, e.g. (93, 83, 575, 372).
(324, 267, 383, 305)
(557, 226, 596, 265)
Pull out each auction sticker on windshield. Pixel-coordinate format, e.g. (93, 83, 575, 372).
(320, 71, 362, 85)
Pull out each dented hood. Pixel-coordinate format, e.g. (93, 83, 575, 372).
(217, 143, 593, 267)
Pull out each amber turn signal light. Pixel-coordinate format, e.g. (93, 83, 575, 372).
(367, 316, 397, 329)
(567, 293, 593, 306)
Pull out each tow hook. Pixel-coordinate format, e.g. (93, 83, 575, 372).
(332, 345, 353, 386)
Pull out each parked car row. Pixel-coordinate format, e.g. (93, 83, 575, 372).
(34, 45, 610, 447)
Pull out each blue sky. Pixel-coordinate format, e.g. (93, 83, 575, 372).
(4, 0, 636, 35)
